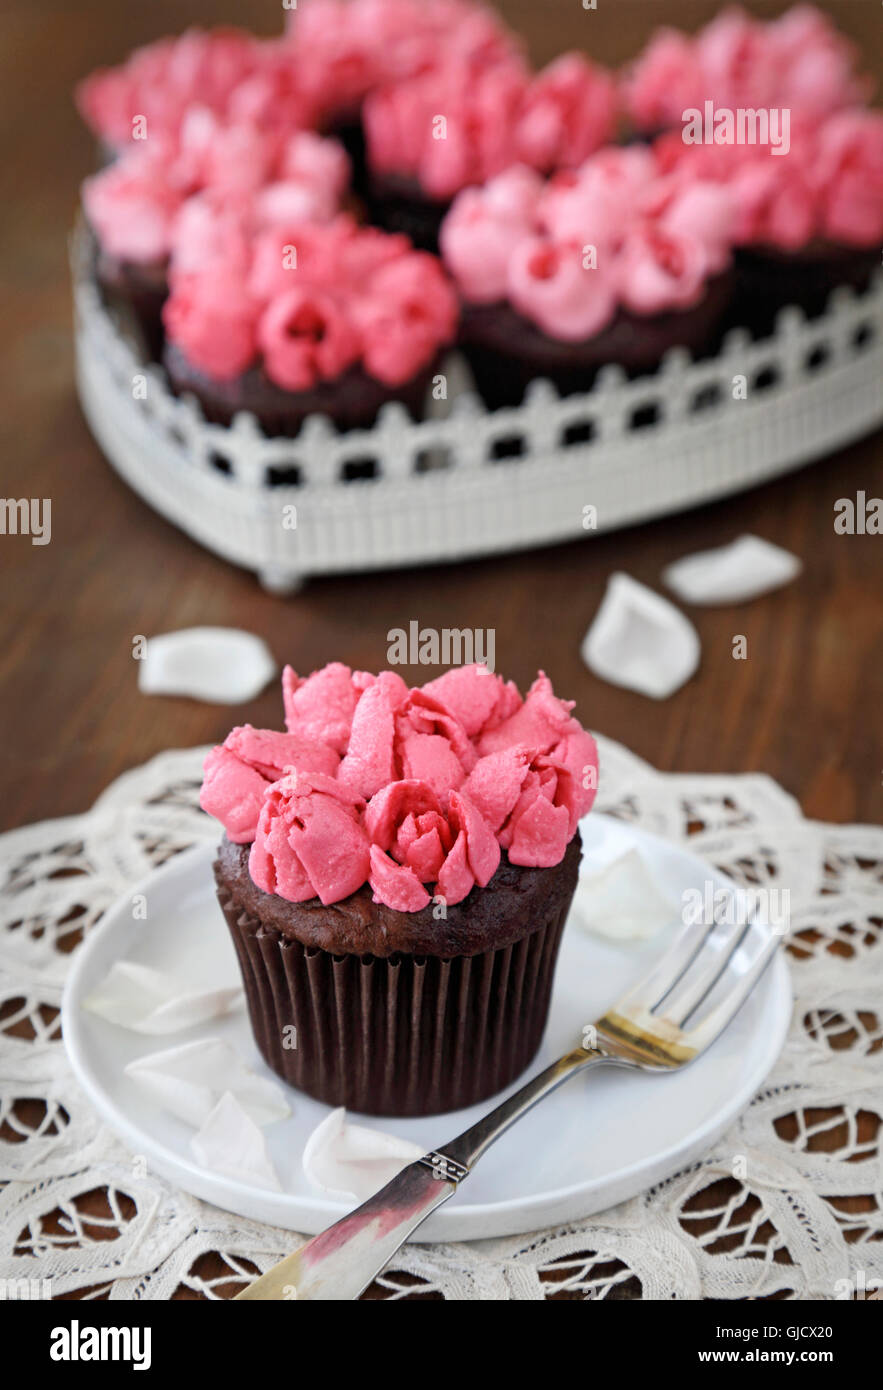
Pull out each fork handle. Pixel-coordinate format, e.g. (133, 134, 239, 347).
(236, 1046, 608, 1301)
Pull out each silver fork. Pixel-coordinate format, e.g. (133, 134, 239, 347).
(236, 899, 785, 1301)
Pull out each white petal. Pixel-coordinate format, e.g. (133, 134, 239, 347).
(137, 628, 276, 704)
(662, 534, 801, 606)
(191, 1091, 282, 1191)
(83, 961, 242, 1034)
(303, 1107, 425, 1202)
(125, 1038, 290, 1128)
(572, 848, 677, 942)
(581, 573, 700, 699)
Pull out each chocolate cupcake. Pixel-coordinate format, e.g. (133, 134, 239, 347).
(162, 215, 458, 437)
(287, 0, 524, 206)
(82, 126, 351, 366)
(622, 6, 870, 142)
(440, 153, 737, 408)
(201, 662, 599, 1116)
(364, 51, 616, 254)
(654, 109, 883, 341)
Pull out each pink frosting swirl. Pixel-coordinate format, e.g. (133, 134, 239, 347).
(164, 214, 457, 390)
(350, 252, 459, 385)
(475, 671, 599, 825)
(813, 109, 883, 246)
(653, 108, 883, 251)
(514, 53, 617, 173)
(364, 56, 530, 200)
(364, 46, 616, 199)
(200, 725, 341, 842)
(441, 142, 738, 336)
(365, 781, 500, 909)
(257, 288, 362, 391)
(224, 38, 319, 132)
(168, 193, 253, 282)
(162, 272, 258, 380)
(200, 662, 598, 910)
(83, 147, 187, 264)
(86, 120, 349, 267)
(623, 4, 871, 134)
(76, 28, 272, 149)
(439, 166, 543, 303)
(616, 224, 709, 315)
(537, 146, 657, 246)
(283, 661, 375, 753)
(287, 0, 522, 118)
(249, 771, 370, 905)
(507, 237, 619, 341)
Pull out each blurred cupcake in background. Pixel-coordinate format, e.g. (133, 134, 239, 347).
(622, 4, 872, 140)
(440, 150, 737, 409)
(76, 28, 316, 155)
(162, 215, 459, 439)
(655, 108, 883, 336)
(363, 49, 617, 251)
(285, 0, 523, 192)
(82, 124, 350, 358)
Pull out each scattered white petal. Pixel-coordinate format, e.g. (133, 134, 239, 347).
(662, 534, 802, 606)
(303, 1107, 425, 1202)
(125, 1038, 290, 1128)
(581, 572, 700, 699)
(137, 627, 276, 704)
(83, 961, 242, 1034)
(191, 1091, 282, 1191)
(572, 848, 678, 942)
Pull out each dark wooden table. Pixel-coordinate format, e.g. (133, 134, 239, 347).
(0, 0, 881, 1301)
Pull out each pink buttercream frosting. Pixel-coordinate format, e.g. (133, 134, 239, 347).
(200, 662, 599, 910)
(76, 29, 315, 150)
(439, 166, 543, 303)
(163, 214, 458, 388)
(623, 4, 872, 134)
(653, 108, 883, 251)
(364, 48, 615, 199)
(83, 145, 190, 264)
(441, 145, 737, 338)
(86, 123, 350, 267)
(286, 0, 523, 118)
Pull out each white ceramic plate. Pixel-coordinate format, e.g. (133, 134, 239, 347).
(62, 815, 791, 1241)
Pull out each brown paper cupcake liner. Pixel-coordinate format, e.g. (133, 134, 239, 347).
(215, 864, 573, 1117)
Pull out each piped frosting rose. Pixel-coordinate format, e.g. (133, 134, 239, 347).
(163, 215, 459, 389)
(200, 724, 340, 842)
(200, 662, 598, 911)
(365, 780, 500, 910)
(364, 48, 616, 200)
(76, 29, 312, 150)
(249, 771, 370, 905)
(623, 5, 871, 134)
(85, 124, 350, 268)
(652, 108, 883, 252)
(440, 146, 736, 339)
(286, 0, 523, 119)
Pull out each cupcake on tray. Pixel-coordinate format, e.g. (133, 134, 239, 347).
(285, 0, 523, 195)
(162, 214, 459, 437)
(363, 48, 617, 251)
(654, 109, 883, 338)
(622, 4, 871, 142)
(201, 661, 598, 1116)
(439, 149, 737, 409)
(76, 27, 318, 156)
(82, 122, 350, 361)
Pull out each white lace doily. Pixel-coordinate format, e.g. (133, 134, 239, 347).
(1, 739, 881, 1300)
